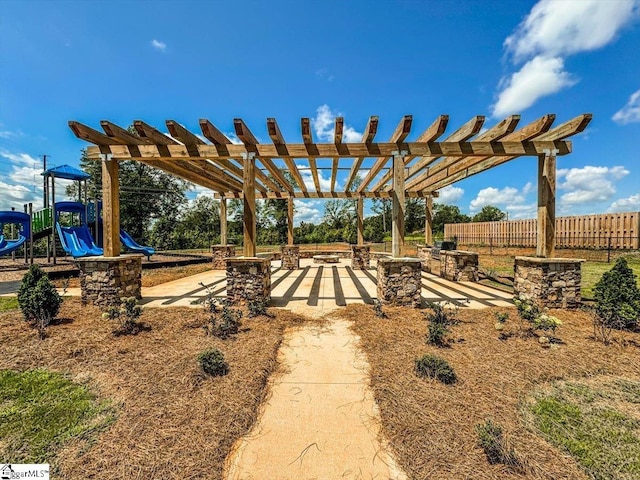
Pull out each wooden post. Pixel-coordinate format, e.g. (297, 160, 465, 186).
(537, 149, 557, 258)
(287, 197, 294, 245)
(392, 151, 406, 257)
(357, 196, 364, 246)
(243, 153, 256, 257)
(220, 198, 227, 245)
(101, 154, 120, 257)
(425, 195, 433, 245)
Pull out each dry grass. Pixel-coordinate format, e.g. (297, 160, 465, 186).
(341, 304, 640, 479)
(0, 298, 308, 478)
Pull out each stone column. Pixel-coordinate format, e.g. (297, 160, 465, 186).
(416, 244, 433, 273)
(226, 257, 271, 305)
(211, 245, 236, 270)
(376, 257, 422, 308)
(351, 245, 370, 270)
(514, 256, 584, 309)
(281, 245, 300, 270)
(78, 254, 142, 308)
(440, 250, 479, 282)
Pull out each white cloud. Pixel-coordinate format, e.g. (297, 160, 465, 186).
(0, 180, 37, 210)
(492, 56, 577, 117)
(505, 203, 537, 220)
(9, 165, 40, 185)
(312, 105, 362, 142)
(294, 199, 323, 225)
(470, 186, 525, 212)
(297, 163, 333, 191)
(438, 185, 464, 204)
(151, 39, 167, 51)
(315, 68, 335, 82)
(612, 89, 640, 124)
(557, 165, 629, 204)
(505, 0, 638, 61)
(492, 0, 639, 116)
(522, 181, 534, 195)
(608, 193, 640, 212)
(0, 148, 39, 166)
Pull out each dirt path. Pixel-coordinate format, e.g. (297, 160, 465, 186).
(224, 317, 407, 480)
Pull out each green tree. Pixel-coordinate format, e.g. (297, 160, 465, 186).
(432, 204, 471, 235)
(472, 205, 506, 223)
(594, 257, 640, 329)
(405, 198, 426, 233)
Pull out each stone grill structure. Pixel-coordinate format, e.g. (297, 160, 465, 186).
(376, 258, 422, 308)
(280, 245, 300, 270)
(78, 255, 142, 308)
(351, 245, 371, 270)
(440, 250, 479, 282)
(416, 244, 433, 273)
(514, 256, 584, 309)
(226, 258, 271, 305)
(211, 245, 236, 270)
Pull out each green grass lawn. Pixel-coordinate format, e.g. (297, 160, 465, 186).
(582, 254, 640, 299)
(0, 297, 19, 312)
(0, 369, 115, 463)
(526, 378, 640, 480)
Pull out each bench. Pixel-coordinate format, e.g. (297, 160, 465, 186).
(313, 255, 340, 264)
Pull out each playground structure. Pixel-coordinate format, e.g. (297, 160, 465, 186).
(0, 164, 154, 262)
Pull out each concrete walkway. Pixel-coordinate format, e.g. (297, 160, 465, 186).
(225, 318, 407, 480)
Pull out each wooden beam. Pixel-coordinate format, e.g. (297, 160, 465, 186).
(357, 196, 364, 246)
(368, 114, 448, 192)
(287, 197, 294, 245)
(406, 115, 520, 190)
(100, 121, 153, 144)
(392, 152, 405, 257)
(69, 121, 126, 146)
(334, 117, 344, 144)
(259, 158, 294, 193)
(140, 159, 226, 192)
(416, 115, 557, 192)
(216, 191, 438, 199)
(331, 157, 339, 192)
(199, 119, 232, 145)
(425, 195, 433, 245)
(86, 139, 573, 162)
(243, 154, 256, 257)
(267, 118, 285, 144)
(344, 116, 380, 192)
(220, 198, 227, 245)
(101, 155, 120, 257)
(537, 150, 557, 257)
(308, 158, 321, 193)
(284, 158, 308, 192)
(534, 113, 592, 141)
(133, 120, 180, 145)
(301, 118, 321, 193)
(357, 115, 413, 193)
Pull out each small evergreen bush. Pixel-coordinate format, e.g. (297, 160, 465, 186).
(17, 265, 62, 338)
(198, 348, 228, 376)
(102, 297, 142, 334)
(594, 257, 640, 330)
(415, 354, 457, 384)
(476, 419, 520, 468)
(424, 302, 457, 346)
(248, 299, 271, 318)
(205, 304, 242, 339)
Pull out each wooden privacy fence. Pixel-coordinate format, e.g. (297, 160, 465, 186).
(444, 212, 640, 249)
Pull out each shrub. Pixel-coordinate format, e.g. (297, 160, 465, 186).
(424, 302, 457, 346)
(533, 313, 562, 334)
(593, 257, 640, 330)
(476, 419, 520, 468)
(514, 298, 563, 340)
(205, 304, 242, 339)
(198, 348, 228, 376)
(415, 354, 457, 384)
(514, 297, 541, 323)
(17, 265, 62, 338)
(248, 299, 271, 318)
(102, 297, 142, 334)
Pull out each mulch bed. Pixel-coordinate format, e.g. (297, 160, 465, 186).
(0, 299, 308, 479)
(340, 304, 640, 479)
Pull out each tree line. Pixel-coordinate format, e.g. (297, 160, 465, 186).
(69, 150, 506, 250)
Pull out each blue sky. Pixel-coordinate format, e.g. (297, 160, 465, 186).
(1, 0, 639, 225)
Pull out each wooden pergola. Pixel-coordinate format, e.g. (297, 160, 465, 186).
(69, 113, 591, 259)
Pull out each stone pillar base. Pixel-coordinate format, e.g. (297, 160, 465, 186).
(376, 258, 422, 308)
(78, 254, 142, 308)
(514, 256, 584, 309)
(440, 250, 478, 282)
(416, 244, 433, 273)
(226, 258, 271, 305)
(211, 245, 236, 270)
(351, 245, 370, 270)
(280, 245, 300, 270)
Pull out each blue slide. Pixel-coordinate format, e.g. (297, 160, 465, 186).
(0, 211, 30, 256)
(55, 202, 103, 258)
(120, 229, 155, 260)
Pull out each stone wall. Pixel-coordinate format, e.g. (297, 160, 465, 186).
(351, 245, 371, 270)
(376, 258, 422, 308)
(281, 245, 300, 270)
(78, 255, 142, 308)
(211, 245, 236, 270)
(226, 258, 271, 305)
(416, 244, 433, 273)
(514, 256, 584, 309)
(440, 250, 478, 282)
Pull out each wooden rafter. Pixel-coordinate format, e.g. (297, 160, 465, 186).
(331, 117, 343, 191)
(344, 116, 378, 192)
(301, 118, 321, 193)
(216, 191, 439, 199)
